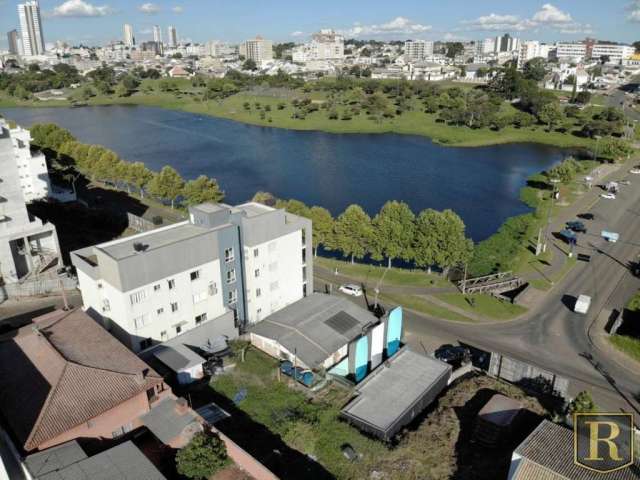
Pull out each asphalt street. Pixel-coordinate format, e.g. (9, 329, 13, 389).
(316, 168, 640, 416)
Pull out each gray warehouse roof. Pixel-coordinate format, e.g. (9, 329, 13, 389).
(25, 440, 166, 480)
(153, 344, 204, 371)
(142, 396, 201, 445)
(248, 293, 376, 368)
(341, 347, 451, 441)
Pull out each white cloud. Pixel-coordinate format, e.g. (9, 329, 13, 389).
(340, 16, 432, 37)
(51, 0, 112, 17)
(171, 5, 183, 13)
(290, 31, 305, 37)
(139, 27, 153, 35)
(139, 2, 160, 14)
(627, 1, 640, 22)
(462, 4, 591, 34)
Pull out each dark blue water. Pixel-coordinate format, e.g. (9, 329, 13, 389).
(2, 105, 573, 240)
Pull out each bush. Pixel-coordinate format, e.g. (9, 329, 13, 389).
(567, 391, 598, 415)
(176, 431, 229, 480)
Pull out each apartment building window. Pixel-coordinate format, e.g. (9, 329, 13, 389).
(228, 289, 237, 304)
(190, 270, 200, 281)
(167, 279, 175, 290)
(195, 313, 207, 325)
(171, 302, 179, 313)
(254, 269, 260, 278)
(154, 284, 161, 292)
(208, 282, 218, 296)
(226, 269, 236, 284)
(157, 307, 164, 315)
(134, 314, 150, 329)
(302, 248, 306, 264)
(102, 299, 110, 312)
(270, 281, 279, 292)
(225, 247, 235, 263)
(302, 266, 307, 282)
(256, 288, 261, 298)
(129, 289, 146, 305)
(160, 331, 168, 341)
(193, 290, 207, 304)
(175, 325, 182, 334)
(112, 422, 133, 439)
(253, 248, 259, 258)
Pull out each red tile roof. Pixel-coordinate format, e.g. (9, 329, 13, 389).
(0, 309, 163, 451)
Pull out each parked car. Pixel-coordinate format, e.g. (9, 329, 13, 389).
(577, 213, 595, 220)
(601, 231, 619, 243)
(339, 284, 363, 297)
(434, 345, 471, 367)
(566, 221, 587, 233)
(600, 193, 616, 200)
(629, 168, 640, 174)
(559, 229, 577, 245)
(574, 294, 591, 314)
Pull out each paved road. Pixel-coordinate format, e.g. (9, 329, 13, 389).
(607, 75, 640, 122)
(315, 167, 640, 415)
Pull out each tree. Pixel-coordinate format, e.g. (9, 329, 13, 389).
(371, 201, 415, 267)
(334, 205, 373, 263)
(513, 111, 535, 128)
(522, 57, 547, 82)
(538, 102, 564, 131)
(309, 206, 334, 257)
(575, 91, 591, 105)
(126, 162, 154, 198)
(242, 59, 257, 71)
(634, 41, 640, 54)
(598, 137, 634, 163)
(176, 431, 228, 480)
(182, 175, 225, 205)
(252, 191, 277, 206)
(148, 165, 185, 208)
(547, 157, 579, 183)
(567, 391, 597, 415)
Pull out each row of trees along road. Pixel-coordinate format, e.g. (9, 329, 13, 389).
(29, 123, 223, 208)
(254, 194, 474, 275)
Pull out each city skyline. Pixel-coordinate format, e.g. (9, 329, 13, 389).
(0, 0, 639, 50)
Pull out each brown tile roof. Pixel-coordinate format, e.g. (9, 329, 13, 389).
(0, 309, 163, 451)
(513, 420, 640, 480)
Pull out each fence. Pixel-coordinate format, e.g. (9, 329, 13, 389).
(127, 213, 158, 233)
(0, 276, 77, 300)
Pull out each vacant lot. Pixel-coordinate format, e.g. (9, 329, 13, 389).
(199, 345, 549, 480)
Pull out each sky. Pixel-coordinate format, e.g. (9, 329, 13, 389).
(0, 0, 639, 49)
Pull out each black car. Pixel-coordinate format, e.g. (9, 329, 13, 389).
(434, 344, 471, 367)
(577, 213, 595, 221)
(566, 221, 587, 233)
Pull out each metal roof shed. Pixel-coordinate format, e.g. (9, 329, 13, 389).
(341, 347, 451, 442)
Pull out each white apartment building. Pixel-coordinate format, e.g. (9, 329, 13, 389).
(292, 30, 344, 63)
(476, 38, 496, 55)
(0, 119, 60, 285)
(152, 25, 162, 44)
(240, 36, 273, 64)
(556, 42, 587, 62)
(518, 41, 551, 68)
(404, 40, 434, 61)
(123, 24, 135, 47)
(167, 26, 178, 48)
(18, 1, 45, 57)
(591, 44, 635, 64)
(72, 202, 312, 352)
(8, 124, 50, 202)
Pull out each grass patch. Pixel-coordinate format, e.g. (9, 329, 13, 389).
(381, 293, 474, 322)
(435, 293, 527, 320)
(608, 335, 640, 363)
(316, 257, 451, 288)
(528, 256, 577, 291)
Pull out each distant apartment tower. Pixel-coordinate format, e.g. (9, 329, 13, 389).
(240, 36, 273, 63)
(167, 25, 178, 48)
(7, 29, 19, 55)
(404, 40, 434, 60)
(152, 25, 162, 44)
(72, 202, 312, 353)
(517, 41, 550, 68)
(123, 23, 135, 47)
(495, 33, 519, 53)
(310, 29, 344, 59)
(556, 42, 587, 62)
(476, 37, 496, 55)
(18, 1, 44, 57)
(591, 43, 635, 64)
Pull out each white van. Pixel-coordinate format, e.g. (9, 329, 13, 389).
(339, 284, 363, 297)
(574, 295, 591, 315)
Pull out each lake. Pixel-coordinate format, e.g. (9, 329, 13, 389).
(1, 105, 574, 241)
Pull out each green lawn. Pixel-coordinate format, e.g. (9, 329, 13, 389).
(381, 293, 474, 322)
(315, 257, 451, 288)
(0, 86, 596, 149)
(608, 335, 640, 363)
(435, 293, 527, 320)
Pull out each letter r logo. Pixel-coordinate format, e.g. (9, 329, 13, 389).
(575, 413, 634, 473)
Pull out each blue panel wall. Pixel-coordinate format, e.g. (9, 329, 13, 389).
(354, 336, 369, 382)
(386, 307, 403, 357)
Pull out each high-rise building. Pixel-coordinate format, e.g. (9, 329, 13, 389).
(123, 23, 135, 47)
(7, 29, 19, 55)
(167, 25, 178, 48)
(239, 36, 273, 63)
(17, 1, 44, 57)
(404, 40, 434, 60)
(153, 25, 162, 44)
(517, 41, 551, 68)
(476, 37, 496, 55)
(494, 33, 519, 53)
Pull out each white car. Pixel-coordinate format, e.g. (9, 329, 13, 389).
(339, 284, 363, 297)
(600, 193, 616, 200)
(629, 168, 640, 174)
(574, 294, 591, 314)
